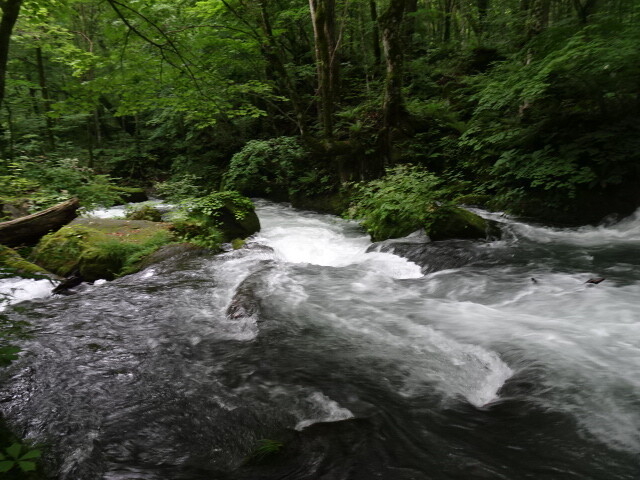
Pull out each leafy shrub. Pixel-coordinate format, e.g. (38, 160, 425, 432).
(459, 19, 640, 218)
(170, 191, 257, 248)
(224, 137, 331, 200)
(0, 157, 122, 211)
(346, 165, 449, 241)
(154, 174, 208, 202)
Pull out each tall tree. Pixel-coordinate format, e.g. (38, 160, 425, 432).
(309, 0, 339, 141)
(0, 0, 23, 115)
(378, 0, 407, 166)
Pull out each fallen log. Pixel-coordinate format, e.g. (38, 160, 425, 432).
(0, 198, 81, 247)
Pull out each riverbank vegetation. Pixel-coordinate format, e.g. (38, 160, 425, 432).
(0, 0, 636, 230)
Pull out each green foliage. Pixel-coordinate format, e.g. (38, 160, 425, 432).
(224, 137, 331, 200)
(460, 18, 640, 216)
(0, 156, 123, 211)
(346, 165, 450, 241)
(154, 174, 208, 203)
(181, 191, 255, 221)
(0, 442, 41, 474)
(170, 191, 257, 248)
(169, 218, 223, 250)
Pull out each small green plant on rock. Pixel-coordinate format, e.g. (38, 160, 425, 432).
(0, 442, 41, 473)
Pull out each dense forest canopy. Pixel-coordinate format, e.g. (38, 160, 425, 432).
(1, 0, 639, 224)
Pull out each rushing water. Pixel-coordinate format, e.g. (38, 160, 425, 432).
(1, 201, 639, 479)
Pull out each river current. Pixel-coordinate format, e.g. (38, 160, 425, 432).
(1, 201, 639, 479)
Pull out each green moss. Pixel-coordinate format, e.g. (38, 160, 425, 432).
(0, 246, 55, 279)
(31, 220, 175, 281)
(429, 207, 496, 241)
(125, 204, 163, 221)
(231, 238, 246, 250)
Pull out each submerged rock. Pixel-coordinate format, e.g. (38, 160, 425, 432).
(368, 233, 496, 274)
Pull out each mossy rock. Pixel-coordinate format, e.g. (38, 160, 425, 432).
(429, 207, 499, 241)
(0, 245, 57, 279)
(31, 219, 174, 281)
(125, 204, 163, 222)
(216, 199, 260, 242)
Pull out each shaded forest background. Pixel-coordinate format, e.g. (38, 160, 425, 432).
(1, 0, 639, 224)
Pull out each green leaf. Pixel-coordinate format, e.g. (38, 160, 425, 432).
(19, 449, 41, 460)
(0, 460, 15, 472)
(5, 443, 22, 459)
(18, 460, 37, 472)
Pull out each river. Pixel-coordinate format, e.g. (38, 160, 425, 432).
(1, 200, 639, 479)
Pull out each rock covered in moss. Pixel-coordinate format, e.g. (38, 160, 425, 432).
(125, 204, 164, 222)
(31, 219, 174, 281)
(0, 245, 58, 279)
(429, 207, 499, 241)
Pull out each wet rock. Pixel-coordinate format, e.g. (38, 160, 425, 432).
(368, 234, 494, 274)
(216, 200, 261, 242)
(136, 243, 208, 270)
(51, 272, 83, 295)
(430, 207, 500, 241)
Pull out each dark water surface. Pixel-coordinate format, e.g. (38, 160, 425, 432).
(1, 201, 639, 479)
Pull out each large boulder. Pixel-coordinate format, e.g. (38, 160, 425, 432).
(429, 207, 500, 241)
(31, 219, 174, 281)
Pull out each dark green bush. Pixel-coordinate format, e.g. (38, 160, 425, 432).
(346, 165, 450, 241)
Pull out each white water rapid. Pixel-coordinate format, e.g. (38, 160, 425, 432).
(1, 201, 639, 479)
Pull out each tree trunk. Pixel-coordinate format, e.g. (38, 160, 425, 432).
(309, 0, 338, 141)
(369, 0, 381, 68)
(36, 47, 55, 149)
(378, 0, 407, 170)
(0, 198, 81, 247)
(527, 0, 551, 37)
(0, 0, 22, 114)
(477, 0, 489, 34)
(443, 0, 454, 42)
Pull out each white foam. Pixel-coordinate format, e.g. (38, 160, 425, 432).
(470, 206, 640, 246)
(0, 277, 54, 311)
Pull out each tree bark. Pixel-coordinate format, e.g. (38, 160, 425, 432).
(378, 0, 407, 168)
(0, 0, 22, 114)
(477, 0, 489, 34)
(369, 0, 381, 68)
(309, 0, 339, 141)
(0, 198, 80, 247)
(36, 47, 55, 149)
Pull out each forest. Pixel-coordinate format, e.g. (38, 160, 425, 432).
(1, 0, 640, 478)
(0, 0, 638, 229)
